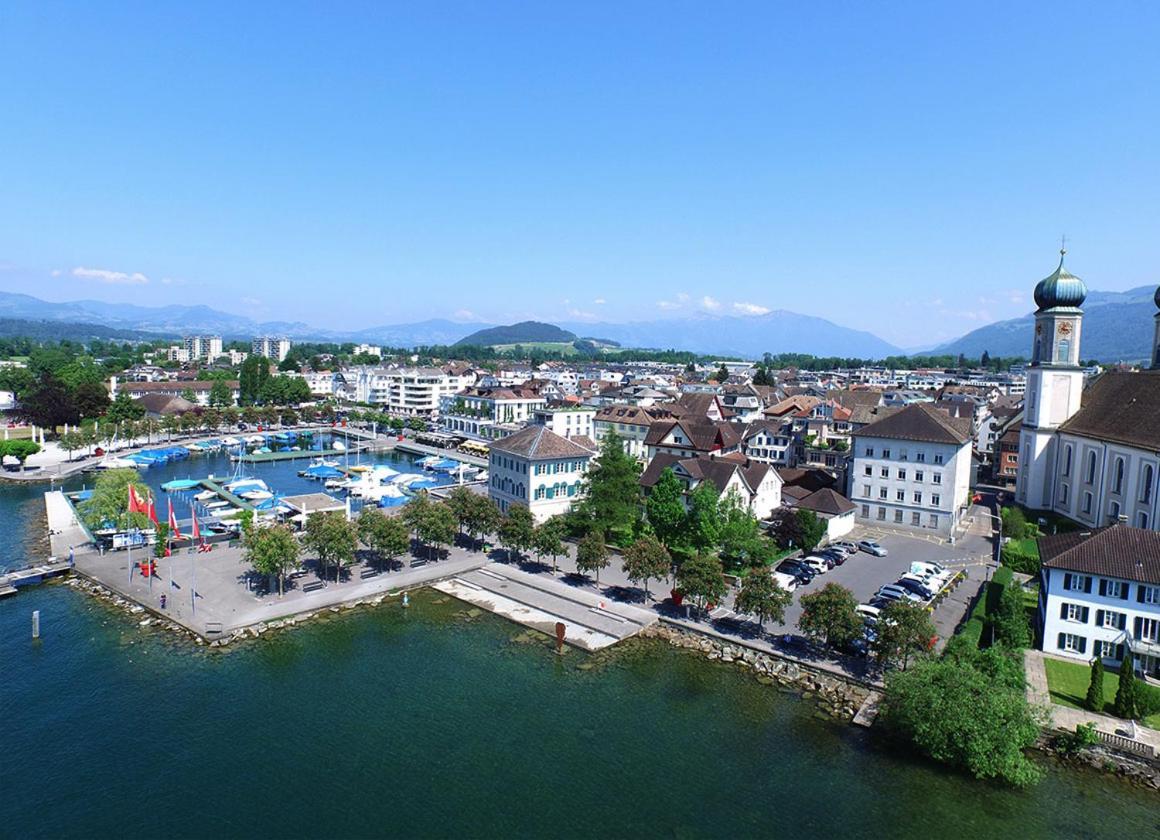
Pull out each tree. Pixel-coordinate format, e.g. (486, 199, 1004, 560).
(676, 552, 727, 614)
(1113, 652, 1138, 719)
(445, 485, 476, 539)
(798, 583, 862, 647)
(795, 509, 827, 553)
(715, 363, 730, 383)
(734, 570, 791, 634)
(18, 375, 79, 429)
(1085, 656, 1105, 713)
(498, 504, 536, 563)
(73, 380, 111, 419)
(578, 432, 641, 540)
(992, 582, 1031, 649)
(357, 507, 410, 569)
(245, 523, 301, 596)
(575, 530, 610, 586)
(180, 387, 198, 403)
(153, 522, 170, 560)
(533, 516, 568, 573)
(685, 481, 722, 552)
(646, 467, 687, 549)
(417, 502, 457, 561)
(981, 350, 991, 368)
(407, 416, 425, 432)
(209, 379, 234, 408)
(621, 535, 670, 599)
(0, 439, 41, 470)
(464, 494, 501, 551)
(58, 430, 86, 461)
(876, 600, 937, 670)
(77, 468, 151, 532)
(238, 355, 271, 405)
(303, 510, 358, 582)
(717, 490, 763, 569)
(106, 391, 145, 424)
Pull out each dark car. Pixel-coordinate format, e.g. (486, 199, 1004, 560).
(895, 577, 935, 600)
(777, 560, 816, 584)
(817, 548, 847, 566)
(866, 596, 894, 611)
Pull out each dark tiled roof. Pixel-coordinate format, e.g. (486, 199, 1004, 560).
(797, 488, 856, 516)
(777, 467, 838, 493)
(133, 394, 197, 414)
(640, 453, 776, 497)
(830, 389, 884, 412)
(644, 419, 741, 451)
(1039, 524, 1160, 585)
(491, 426, 594, 459)
(1057, 370, 1160, 451)
(853, 403, 971, 445)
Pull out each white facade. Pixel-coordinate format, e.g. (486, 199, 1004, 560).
(183, 335, 223, 362)
(531, 407, 595, 439)
(852, 436, 971, 536)
(1050, 436, 1159, 532)
(354, 343, 383, 357)
(488, 428, 594, 523)
(1040, 566, 1160, 678)
(252, 337, 292, 363)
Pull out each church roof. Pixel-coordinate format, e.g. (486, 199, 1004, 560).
(1033, 248, 1087, 311)
(1057, 370, 1160, 451)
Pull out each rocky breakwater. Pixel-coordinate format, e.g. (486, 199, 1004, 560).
(642, 624, 871, 722)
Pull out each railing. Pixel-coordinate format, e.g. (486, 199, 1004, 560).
(1096, 731, 1155, 758)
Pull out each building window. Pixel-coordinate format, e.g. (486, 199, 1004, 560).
(1059, 633, 1086, 654)
(899, 448, 908, 461)
(1138, 618, 1160, 644)
(1142, 464, 1155, 504)
(1065, 574, 1091, 593)
(1082, 492, 1092, 515)
(864, 446, 874, 457)
(864, 465, 872, 476)
(897, 469, 907, 480)
(915, 470, 924, 482)
(880, 467, 889, 478)
(861, 504, 870, 518)
(1100, 579, 1126, 600)
(1060, 484, 1069, 505)
(882, 449, 891, 459)
(931, 494, 941, 507)
(1086, 452, 1097, 484)
(1138, 512, 1150, 530)
(1063, 445, 1073, 477)
(895, 490, 905, 502)
(913, 492, 922, 504)
(1141, 586, 1160, 606)
(911, 512, 921, 526)
(1109, 501, 1120, 523)
(877, 507, 886, 521)
(879, 487, 888, 500)
(1099, 610, 1125, 629)
(862, 485, 871, 498)
(893, 510, 903, 523)
(1113, 458, 1125, 495)
(1062, 603, 1089, 623)
(932, 473, 942, 485)
(1097, 640, 1122, 660)
(915, 452, 925, 463)
(929, 514, 939, 528)
(933, 454, 944, 465)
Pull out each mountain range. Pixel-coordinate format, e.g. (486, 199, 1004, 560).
(1, 288, 1155, 361)
(932, 286, 1158, 362)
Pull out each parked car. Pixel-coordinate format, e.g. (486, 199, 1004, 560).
(830, 540, 858, 554)
(817, 548, 847, 566)
(867, 596, 894, 611)
(772, 571, 799, 593)
(895, 575, 936, 600)
(777, 560, 815, 584)
(858, 539, 888, 557)
(801, 556, 830, 574)
(855, 604, 881, 625)
(876, 584, 923, 603)
(837, 635, 870, 658)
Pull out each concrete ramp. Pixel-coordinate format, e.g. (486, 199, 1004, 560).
(434, 563, 658, 652)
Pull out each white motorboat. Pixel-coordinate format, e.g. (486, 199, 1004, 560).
(194, 489, 218, 501)
(220, 436, 242, 447)
(95, 457, 137, 469)
(240, 489, 274, 501)
(332, 440, 346, 452)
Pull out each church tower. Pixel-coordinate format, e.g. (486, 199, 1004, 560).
(1016, 248, 1087, 510)
(1152, 285, 1160, 369)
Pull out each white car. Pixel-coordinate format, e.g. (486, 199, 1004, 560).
(855, 604, 881, 624)
(801, 556, 830, 574)
(772, 571, 799, 593)
(858, 540, 888, 557)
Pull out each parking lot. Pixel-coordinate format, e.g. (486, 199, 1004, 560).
(749, 526, 991, 641)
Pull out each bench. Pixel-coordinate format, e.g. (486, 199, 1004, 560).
(360, 568, 380, 579)
(302, 580, 326, 593)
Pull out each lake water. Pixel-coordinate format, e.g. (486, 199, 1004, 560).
(2, 468, 1157, 839)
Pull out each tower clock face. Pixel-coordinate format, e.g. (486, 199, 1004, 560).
(1057, 322, 1073, 336)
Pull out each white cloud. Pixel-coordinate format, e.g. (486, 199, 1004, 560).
(732, 302, 770, 316)
(240, 296, 262, 306)
(72, 266, 149, 285)
(676, 292, 690, 303)
(657, 299, 681, 311)
(50, 269, 62, 277)
(567, 307, 596, 320)
(700, 295, 722, 311)
(593, 298, 605, 305)
(453, 308, 477, 320)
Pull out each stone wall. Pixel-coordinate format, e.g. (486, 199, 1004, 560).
(641, 624, 872, 722)
(1038, 734, 1160, 792)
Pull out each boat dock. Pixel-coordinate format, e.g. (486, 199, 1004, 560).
(0, 559, 73, 598)
(231, 447, 354, 464)
(393, 441, 487, 468)
(433, 563, 658, 651)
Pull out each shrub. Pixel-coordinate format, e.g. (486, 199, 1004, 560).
(1001, 542, 1041, 574)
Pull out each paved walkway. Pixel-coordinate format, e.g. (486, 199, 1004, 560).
(44, 489, 92, 558)
(1024, 649, 1160, 751)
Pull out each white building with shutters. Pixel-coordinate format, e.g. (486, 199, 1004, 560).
(1038, 524, 1160, 679)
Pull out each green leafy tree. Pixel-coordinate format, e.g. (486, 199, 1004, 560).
(244, 523, 301, 596)
(357, 507, 410, 569)
(533, 516, 568, 573)
(798, 582, 863, 647)
(238, 355, 271, 405)
(18, 375, 79, 429)
(417, 502, 457, 561)
(575, 530, 611, 586)
(621, 534, 670, 599)
(715, 364, 730, 383)
(303, 510, 358, 582)
(499, 504, 536, 563)
(401, 493, 432, 549)
(883, 647, 1044, 787)
(58, 430, 86, 461)
(464, 494, 501, 551)
(734, 570, 792, 634)
(876, 600, 937, 669)
(579, 432, 641, 539)
(1114, 652, 1138, 719)
(73, 380, 112, 419)
(153, 522, 171, 560)
(106, 390, 145, 424)
(794, 508, 827, 553)
(445, 485, 476, 539)
(717, 490, 763, 568)
(0, 439, 41, 470)
(77, 468, 151, 532)
(180, 387, 198, 403)
(645, 467, 687, 549)
(1085, 656, 1105, 713)
(676, 552, 727, 614)
(209, 379, 234, 408)
(685, 481, 722, 552)
(407, 416, 425, 432)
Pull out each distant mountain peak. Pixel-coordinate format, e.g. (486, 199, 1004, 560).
(455, 321, 576, 346)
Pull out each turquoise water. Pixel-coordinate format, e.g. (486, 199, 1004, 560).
(2, 479, 1158, 838)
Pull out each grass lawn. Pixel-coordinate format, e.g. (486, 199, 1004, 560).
(1043, 657, 1160, 729)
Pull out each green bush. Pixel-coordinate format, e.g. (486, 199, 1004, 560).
(1001, 539, 1041, 574)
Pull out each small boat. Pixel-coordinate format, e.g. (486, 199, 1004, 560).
(347, 464, 371, 473)
(205, 500, 231, 510)
(220, 436, 242, 447)
(332, 440, 346, 452)
(96, 457, 137, 469)
(162, 479, 201, 492)
(416, 455, 441, 467)
(194, 490, 218, 501)
(240, 489, 274, 501)
(324, 478, 347, 490)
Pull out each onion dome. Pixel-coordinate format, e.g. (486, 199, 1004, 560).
(1033, 248, 1087, 310)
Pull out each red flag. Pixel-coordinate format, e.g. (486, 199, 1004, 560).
(128, 485, 144, 514)
(191, 507, 201, 543)
(146, 493, 160, 527)
(168, 499, 184, 539)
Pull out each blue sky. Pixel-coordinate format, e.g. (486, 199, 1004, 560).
(1, 2, 1158, 347)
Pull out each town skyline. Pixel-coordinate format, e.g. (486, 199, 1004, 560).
(3, 4, 1159, 346)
